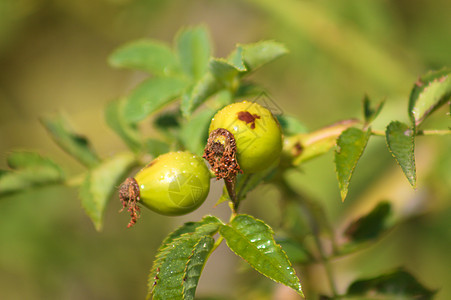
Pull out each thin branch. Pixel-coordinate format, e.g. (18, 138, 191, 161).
(371, 129, 451, 136)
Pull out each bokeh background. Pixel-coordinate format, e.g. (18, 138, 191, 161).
(0, 0, 450, 299)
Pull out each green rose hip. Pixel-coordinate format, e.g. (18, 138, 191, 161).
(119, 151, 211, 227)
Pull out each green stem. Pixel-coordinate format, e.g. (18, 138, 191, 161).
(236, 173, 252, 202)
(371, 129, 451, 136)
(211, 236, 224, 253)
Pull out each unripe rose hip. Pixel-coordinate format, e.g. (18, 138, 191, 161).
(207, 101, 283, 174)
(119, 151, 211, 227)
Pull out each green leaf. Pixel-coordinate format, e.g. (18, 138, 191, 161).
(152, 216, 222, 257)
(236, 165, 277, 200)
(79, 152, 136, 231)
(148, 217, 222, 293)
(220, 214, 303, 296)
(214, 89, 234, 108)
(144, 139, 170, 158)
(7, 151, 61, 171)
(0, 152, 64, 195)
(181, 73, 221, 118)
(347, 268, 435, 299)
(277, 115, 309, 136)
(234, 82, 266, 99)
(227, 45, 247, 71)
(124, 77, 187, 123)
(385, 121, 416, 188)
(148, 216, 222, 300)
(344, 202, 391, 242)
(180, 109, 216, 156)
(175, 26, 212, 80)
(105, 98, 142, 152)
(339, 203, 394, 256)
(335, 128, 371, 201)
(183, 236, 215, 300)
(153, 110, 181, 132)
(362, 95, 385, 125)
(285, 119, 359, 166)
(108, 39, 179, 76)
(240, 41, 288, 72)
(208, 58, 241, 89)
(408, 68, 451, 126)
(40, 115, 100, 168)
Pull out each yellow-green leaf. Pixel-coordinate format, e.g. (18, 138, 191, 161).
(79, 152, 136, 231)
(41, 115, 100, 168)
(408, 68, 451, 126)
(108, 39, 179, 76)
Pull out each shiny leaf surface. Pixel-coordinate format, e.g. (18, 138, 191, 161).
(220, 214, 303, 296)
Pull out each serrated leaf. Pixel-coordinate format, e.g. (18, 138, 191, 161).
(409, 68, 451, 126)
(79, 152, 136, 231)
(362, 95, 385, 125)
(285, 119, 359, 166)
(227, 45, 247, 71)
(347, 268, 435, 299)
(209, 58, 241, 88)
(180, 109, 215, 156)
(149, 217, 222, 300)
(277, 115, 309, 136)
(105, 98, 142, 152)
(386, 121, 416, 188)
(181, 73, 221, 118)
(183, 236, 215, 300)
(335, 128, 371, 201)
(344, 202, 391, 243)
(220, 214, 303, 296)
(108, 39, 179, 76)
(40, 115, 100, 168)
(175, 26, 211, 81)
(148, 216, 222, 297)
(240, 41, 288, 72)
(124, 77, 187, 123)
(0, 152, 64, 195)
(151, 235, 204, 300)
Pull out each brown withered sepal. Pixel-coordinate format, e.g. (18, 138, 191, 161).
(119, 177, 141, 228)
(203, 128, 242, 180)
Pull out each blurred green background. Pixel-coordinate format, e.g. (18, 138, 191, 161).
(0, 0, 450, 299)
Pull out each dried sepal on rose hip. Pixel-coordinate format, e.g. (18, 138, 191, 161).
(206, 101, 283, 174)
(204, 128, 242, 180)
(119, 151, 211, 227)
